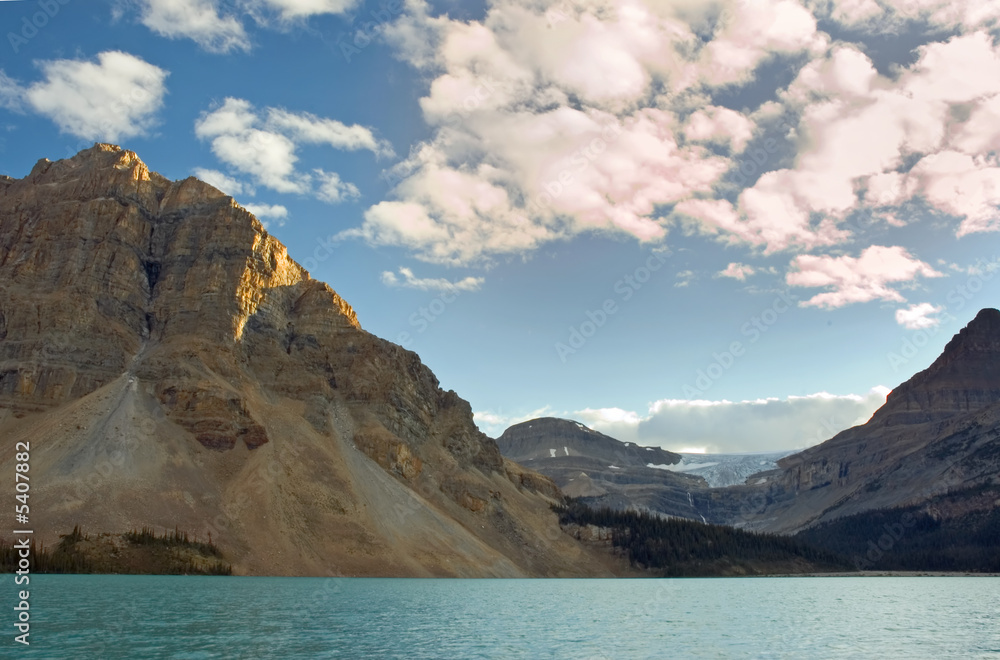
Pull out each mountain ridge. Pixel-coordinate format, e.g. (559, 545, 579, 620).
(746, 307, 1000, 533)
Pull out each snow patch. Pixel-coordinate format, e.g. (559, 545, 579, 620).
(624, 442, 631, 447)
(650, 460, 720, 472)
(549, 448, 556, 458)
(608, 465, 621, 469)
(564, 446, 569, 456)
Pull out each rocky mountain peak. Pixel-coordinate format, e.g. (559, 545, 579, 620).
(0, 145, 602, 577)
(939, 307, 1000, 360)
(876, 308, 1000, 426)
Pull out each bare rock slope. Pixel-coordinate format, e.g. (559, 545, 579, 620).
(746, 308, 1000, 533)
(0, 144, 613, 577)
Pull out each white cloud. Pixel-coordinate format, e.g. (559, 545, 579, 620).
(314, 169, 360, 203)
(0, 71, 24, 111)
(133, 0, 361, 51)
(342, 2, 1000, 267)
(380, 267, 484, 293)
(703, 33, 1000, 254)
(246, 0, 359, 20)
(576, 387, 891, 453)
(674, 269, 696, 288)
(138, 0, 249, 53)
(786, 245, 943, 309)
(193, 167, 249, 196)
(268, 109, 394, 157)
(473, 405, 554, 438)
(895, 303, 945, 330)
(717, 262, 756, 280)
(22, 51, 168, 141)
(906, 151, 1000, 236)
(242, 202, 289, 228)
(696, 0, 828, 88)
(683, 106, 754, 152)
(950, 93, 1000, 155)
(821, 0, 1000, 31)
(195, 97, 375, 199)
(349, 0, 738, 265)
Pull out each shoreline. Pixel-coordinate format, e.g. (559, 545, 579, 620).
(760, 571, 1000, 578)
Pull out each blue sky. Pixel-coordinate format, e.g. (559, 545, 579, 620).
(2, 0, 1000, 452)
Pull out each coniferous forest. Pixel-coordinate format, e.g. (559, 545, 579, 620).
(0, 526, 232, 576)
(795, 485, 1000, 573)
(554, 499, 850, 576)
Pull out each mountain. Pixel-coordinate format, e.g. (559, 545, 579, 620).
(496, 417, 728, 518)
(743, 308, 1000, 535)
(498, 417, 682, 467)
(0, 144, 617, 577)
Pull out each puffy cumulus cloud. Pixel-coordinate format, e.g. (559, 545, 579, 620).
(242, 202, 289, 228)
(717, 262, 756, 280)
(137, 0, 249, 53)
(576, 387, 891, 453)
(314, 169, 361, 203)
(717, 33, 1000, 253)
(380, 267, 484, 292)
(20, 51, 167, 141)
(895, 302, 945, 329)
(819, 0, 1000, 31)
(193, 168, 250, 197)
(906, 151, 1000, 236)
(950, 93, 1000, 155)
(354, 2, 1000, 267)
(786, 245, 943, 309)
(196, 102, 306, 193)
(195, 97, 382, 201)
(695, 0, 828, 87)
(683, 106, 754, 152)
(350, 0, 756, 265)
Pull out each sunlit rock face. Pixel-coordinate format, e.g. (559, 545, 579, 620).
(0, 145, 615, 578)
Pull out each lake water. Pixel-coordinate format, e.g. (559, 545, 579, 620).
(2, 575, 998, 658)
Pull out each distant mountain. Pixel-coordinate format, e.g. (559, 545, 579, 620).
(496, 417, 729, 519)
(743, 308, 1000, 537)
(0, 145, 617, 578)
(497, 417, 681, 467)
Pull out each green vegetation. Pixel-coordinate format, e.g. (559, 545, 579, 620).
(123, 526, 224, 559)
(0, 528, 93, 574)
(0, 525, 232, 576)
(554, 499, 850, 576)
(796, 485, 1000, 573)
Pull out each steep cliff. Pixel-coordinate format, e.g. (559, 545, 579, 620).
(0, 144, 613, 577)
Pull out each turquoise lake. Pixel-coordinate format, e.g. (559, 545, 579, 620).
(2, 575, 998, 658)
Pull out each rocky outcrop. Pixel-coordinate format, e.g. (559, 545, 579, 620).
(0, 145, 615, 577)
